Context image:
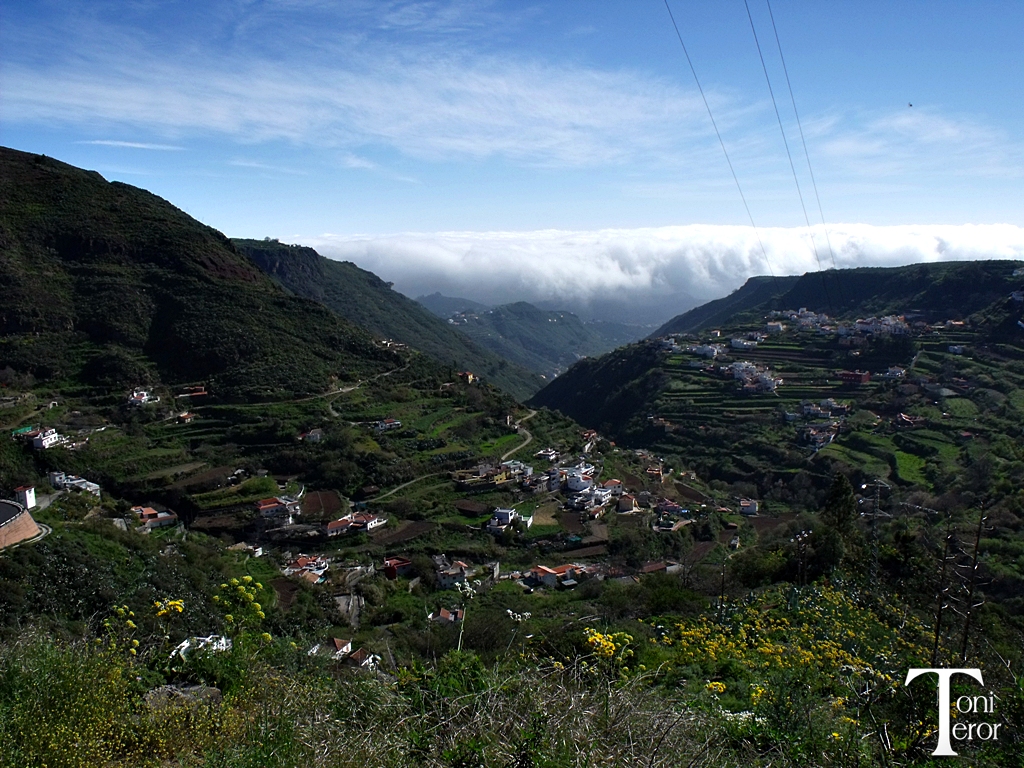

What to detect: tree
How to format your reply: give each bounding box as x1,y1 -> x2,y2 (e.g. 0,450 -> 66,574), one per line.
821,473 -> 857,539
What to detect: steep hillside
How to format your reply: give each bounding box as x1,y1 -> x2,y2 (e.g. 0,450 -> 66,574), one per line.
415,292 -> 491,318
534,260 -> 1024,490
448,302 -> 647,379
0,148 -> 396,399
653,276 -> 799,336
235,240 -> 543,400
655,261 -> 1022,336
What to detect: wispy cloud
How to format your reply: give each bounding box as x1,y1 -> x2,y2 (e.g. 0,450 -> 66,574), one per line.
0,1 -> 728,170
340,153 -> 378,170
305,223 -> 1024,318
229,159 -> 307,175
817,108 -> 1023,179
4,51 -> 715,168
78,139 -> 185,150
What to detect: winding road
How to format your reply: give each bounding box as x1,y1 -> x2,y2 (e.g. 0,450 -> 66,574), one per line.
367,410 -> 539,502
502,409 -> 537,461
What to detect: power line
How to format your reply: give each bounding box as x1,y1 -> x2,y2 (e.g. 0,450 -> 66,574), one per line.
765,0 -> 845,309
661,0 -> 781,291
742,0 -> 833,314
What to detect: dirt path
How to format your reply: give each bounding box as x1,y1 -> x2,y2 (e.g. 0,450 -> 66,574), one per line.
501,409 -> 538,461
367,472 -> 443,502
369,409 -> 536,502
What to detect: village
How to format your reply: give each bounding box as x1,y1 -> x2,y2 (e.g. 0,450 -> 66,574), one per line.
3,291 -> 1020,682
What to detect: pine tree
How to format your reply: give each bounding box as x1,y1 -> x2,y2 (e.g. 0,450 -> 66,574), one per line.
821,473 -> 857,538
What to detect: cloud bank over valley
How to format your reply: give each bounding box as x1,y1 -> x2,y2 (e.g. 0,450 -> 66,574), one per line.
307,223 -> 1024,325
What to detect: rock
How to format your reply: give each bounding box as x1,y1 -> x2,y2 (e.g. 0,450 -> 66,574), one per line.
144,684 -> 222,710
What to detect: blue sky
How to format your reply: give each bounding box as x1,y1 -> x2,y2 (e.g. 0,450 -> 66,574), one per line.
2,1 -> 1022,318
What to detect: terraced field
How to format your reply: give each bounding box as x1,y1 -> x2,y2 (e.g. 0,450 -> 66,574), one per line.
637,319 -> 1024,505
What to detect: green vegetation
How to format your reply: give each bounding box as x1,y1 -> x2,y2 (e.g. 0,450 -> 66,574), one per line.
656,260 -> 1022,336
2,150 -> 1024,765
0,149 -> 397,400
234,239 -> 544,400
444,301 -> 645,380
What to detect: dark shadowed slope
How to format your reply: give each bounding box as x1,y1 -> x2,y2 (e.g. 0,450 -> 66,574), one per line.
447,301 -> 647,379
416,292 -> 491,318
655,262 -> 1021,337
0,148 -> 398,399
234,239 -> 544,400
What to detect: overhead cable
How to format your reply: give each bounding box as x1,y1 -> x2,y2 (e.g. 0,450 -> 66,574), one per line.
765,0 -> 845,308
743,0 -> 833,313
662,0 -> 781,292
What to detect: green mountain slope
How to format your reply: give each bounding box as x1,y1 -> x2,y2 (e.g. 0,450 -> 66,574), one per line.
233,239 -> 544,400
655,261 -> 1021,336
415,292 -> 491,318
0,148 -> 396,399
653,276 -> 799,336
534,260 -> 1024,464
447,301 -> 647,379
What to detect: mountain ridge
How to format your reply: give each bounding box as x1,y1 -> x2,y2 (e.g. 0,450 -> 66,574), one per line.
233,239 -> 544,400
655,261 -> 1022,336
0,147 -> 396,399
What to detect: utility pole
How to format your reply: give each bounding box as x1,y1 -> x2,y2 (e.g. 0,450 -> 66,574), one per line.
955,509 -> 988,663
718,558 -> 727,619
931,526 -> 956,667
861,479 -> 891,583
791,529 -> 812,587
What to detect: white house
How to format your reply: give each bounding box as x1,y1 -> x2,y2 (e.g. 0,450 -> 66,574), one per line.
601,479 -> 624,496
48,471 -> 101,497
566,471 -> 592,492
33,429 -> 62,450
128,389 -> 159,407
131,506 -> 178,529
352,512 -> 386,531
437,560 -> 474,589
731,338 -> 758,350
487,507 -> 532,534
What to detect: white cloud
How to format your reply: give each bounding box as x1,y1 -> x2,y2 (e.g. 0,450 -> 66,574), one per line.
818,108 -> 1022,179
304,223 -> 1024,314
229,159 -> 308,175
77,139 -> 184,150
2,43 -> 716,168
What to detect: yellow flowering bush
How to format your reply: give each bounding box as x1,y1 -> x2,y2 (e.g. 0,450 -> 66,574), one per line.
213,576 -> 269,638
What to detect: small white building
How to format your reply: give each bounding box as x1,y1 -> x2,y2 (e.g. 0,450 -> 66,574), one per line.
33,429 -> 62,450
566,471 -> 593,492
128,389 -> 159,407
14,486 -> 36,509
48,471 -> 101,497
487,507 -> 533,534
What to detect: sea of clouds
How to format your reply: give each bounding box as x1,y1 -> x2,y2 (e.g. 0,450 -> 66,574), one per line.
305,222 -> 1024,324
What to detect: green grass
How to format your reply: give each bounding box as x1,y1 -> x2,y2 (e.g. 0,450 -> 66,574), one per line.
190,476 -> 280,510
894,450 -> 929,486
944,398 -> 979,417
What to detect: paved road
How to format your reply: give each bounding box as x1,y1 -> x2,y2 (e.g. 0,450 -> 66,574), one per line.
502,409 -> 538,461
